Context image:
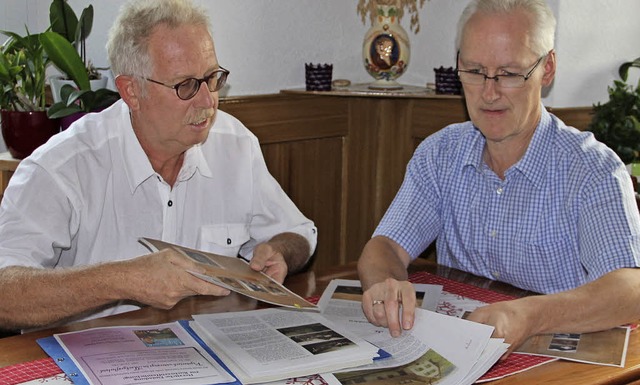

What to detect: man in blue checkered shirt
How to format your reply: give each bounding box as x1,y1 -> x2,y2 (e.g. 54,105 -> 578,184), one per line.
358,0 -> 640,357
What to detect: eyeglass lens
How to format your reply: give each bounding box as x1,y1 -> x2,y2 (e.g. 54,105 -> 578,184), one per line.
176,70 -> 228,100
457,72 -> 525,88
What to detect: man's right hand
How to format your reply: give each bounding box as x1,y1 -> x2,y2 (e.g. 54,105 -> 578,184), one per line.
361,277 -> 417,337
119,248 -> 231,309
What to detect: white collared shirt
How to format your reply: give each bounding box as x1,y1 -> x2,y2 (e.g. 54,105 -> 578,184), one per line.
0,100 -> 317,320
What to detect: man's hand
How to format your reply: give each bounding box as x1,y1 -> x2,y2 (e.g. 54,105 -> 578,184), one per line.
120,248 -> 231,309
466,298 -> 537,358
361,278 -> 417,337
250,242 -> 288,283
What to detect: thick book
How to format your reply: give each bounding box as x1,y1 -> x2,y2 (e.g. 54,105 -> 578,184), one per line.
139,238 -> 318,310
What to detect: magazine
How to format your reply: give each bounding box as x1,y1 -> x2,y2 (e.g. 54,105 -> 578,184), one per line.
516,327 -> 630,367
139,238 -> 318,310
38,321 -> 239,385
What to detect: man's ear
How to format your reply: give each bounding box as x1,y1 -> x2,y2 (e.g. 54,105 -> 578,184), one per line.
114,75 -> 141,111
541,50 -> 556,87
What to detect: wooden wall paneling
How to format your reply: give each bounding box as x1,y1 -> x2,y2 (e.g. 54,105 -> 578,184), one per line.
343,97 -> 383,265
220,94 -> 349,273
411,98 -> 469,141
342,97 -> 419,265
288,138 -> 345,271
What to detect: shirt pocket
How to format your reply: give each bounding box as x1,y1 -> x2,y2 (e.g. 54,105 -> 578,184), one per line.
198,224 -> 250,257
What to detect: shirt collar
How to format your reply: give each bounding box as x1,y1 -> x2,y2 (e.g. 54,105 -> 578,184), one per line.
119,103 -> 214,193
462,106 -> 554,189
511,107 -> 554,189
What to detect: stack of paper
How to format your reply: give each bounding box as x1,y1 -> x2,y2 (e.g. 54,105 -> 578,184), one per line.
315,279 -> 507,385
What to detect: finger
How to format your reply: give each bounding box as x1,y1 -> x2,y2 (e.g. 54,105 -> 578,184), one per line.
362,290 -> 382,325
382,280 -> 403,336
262,263 -> 287,283
399,286 -> 416,331
187,273 -> 231,296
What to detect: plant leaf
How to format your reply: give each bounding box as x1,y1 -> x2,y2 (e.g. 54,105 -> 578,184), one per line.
40,31 -> 90,90
49,0 -> 78,44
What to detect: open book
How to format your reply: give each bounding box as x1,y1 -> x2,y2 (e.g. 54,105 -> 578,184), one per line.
139,238 -> 318,310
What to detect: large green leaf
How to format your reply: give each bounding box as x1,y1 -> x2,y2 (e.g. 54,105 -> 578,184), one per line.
49,0 -> 78,44
77,5 -> 93,44
40,31 -> 90,90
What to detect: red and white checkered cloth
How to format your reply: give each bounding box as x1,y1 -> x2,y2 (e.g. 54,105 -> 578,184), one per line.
0,357 -> 65,384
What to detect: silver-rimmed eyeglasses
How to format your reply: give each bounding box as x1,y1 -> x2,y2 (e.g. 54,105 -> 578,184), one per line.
144,66 -> 230,100
456,52 -> 546,88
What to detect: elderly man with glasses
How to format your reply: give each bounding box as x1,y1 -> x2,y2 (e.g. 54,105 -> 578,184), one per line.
0,0 -> 316,330
358,0 -> 640,357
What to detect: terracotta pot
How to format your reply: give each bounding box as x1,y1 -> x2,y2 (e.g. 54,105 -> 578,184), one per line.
0,110 -> 60,159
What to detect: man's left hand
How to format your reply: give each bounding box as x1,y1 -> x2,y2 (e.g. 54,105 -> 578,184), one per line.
249,243 -> 288,283
466,298 -> 536,358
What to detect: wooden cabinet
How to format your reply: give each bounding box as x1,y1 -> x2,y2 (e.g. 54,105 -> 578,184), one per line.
0,92 -> 592,273
220,90 -> 469,272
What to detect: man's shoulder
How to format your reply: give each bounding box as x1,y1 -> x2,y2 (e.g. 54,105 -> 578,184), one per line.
414,121 -> 479,158
549,114 -> 621,170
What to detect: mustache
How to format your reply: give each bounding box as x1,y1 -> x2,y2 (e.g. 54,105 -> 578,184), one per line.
187,109 -> 215,124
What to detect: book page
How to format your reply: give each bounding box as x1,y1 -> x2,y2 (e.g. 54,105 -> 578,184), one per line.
191,308 -> 380,384
139,238 -> 318,310
54,321 -> 236,385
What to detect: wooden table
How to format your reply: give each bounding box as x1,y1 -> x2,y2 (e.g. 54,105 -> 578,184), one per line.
1,260 -> 639,385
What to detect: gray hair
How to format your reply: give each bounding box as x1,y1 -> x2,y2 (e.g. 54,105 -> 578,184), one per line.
455,0 -> 556,57
106,0 -> 212,80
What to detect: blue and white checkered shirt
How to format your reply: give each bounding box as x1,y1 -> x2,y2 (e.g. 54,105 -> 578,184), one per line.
374,108 -> 640,294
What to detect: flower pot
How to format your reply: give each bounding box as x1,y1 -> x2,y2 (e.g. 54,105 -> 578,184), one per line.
49,75 -> 109,103
0,110 -> 60,159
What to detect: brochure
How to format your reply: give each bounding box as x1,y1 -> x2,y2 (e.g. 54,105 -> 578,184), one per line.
139,238 -> 318,310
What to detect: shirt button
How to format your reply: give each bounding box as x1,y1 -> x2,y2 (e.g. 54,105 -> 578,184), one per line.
489,230 -> 497,237
167,200 -> 173,207
496,187 -> 503,195
227,238 -> 232,245
492,271 -> 501,279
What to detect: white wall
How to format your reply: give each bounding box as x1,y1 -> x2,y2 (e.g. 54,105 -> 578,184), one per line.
1,0 -> 638,108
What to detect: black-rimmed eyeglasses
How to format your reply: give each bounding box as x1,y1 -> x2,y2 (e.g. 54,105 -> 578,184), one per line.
456,52 -> 546,88
144,67 -> 230,100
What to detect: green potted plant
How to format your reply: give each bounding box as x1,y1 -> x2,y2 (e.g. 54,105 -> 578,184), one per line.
47,0 -> 106,98
588,57 -> 640,166
0,29 -> 60,159
41,31 -> 120,127
42,0 -> 120,127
